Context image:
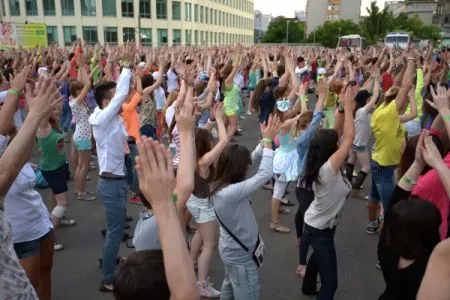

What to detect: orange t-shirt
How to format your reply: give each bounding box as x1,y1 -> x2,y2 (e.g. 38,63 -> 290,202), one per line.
121,92 -> 142,142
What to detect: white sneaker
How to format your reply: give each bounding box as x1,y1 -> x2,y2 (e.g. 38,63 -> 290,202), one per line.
198,278 -> 221,298
54,242 -> 64,251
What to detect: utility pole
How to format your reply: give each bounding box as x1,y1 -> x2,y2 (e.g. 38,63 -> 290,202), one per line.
286,20 -> 290,44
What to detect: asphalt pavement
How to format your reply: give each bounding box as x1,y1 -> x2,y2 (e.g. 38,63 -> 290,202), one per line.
35,98 -> 385,300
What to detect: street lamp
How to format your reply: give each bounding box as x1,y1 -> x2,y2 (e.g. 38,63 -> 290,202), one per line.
286,20 -> 290,44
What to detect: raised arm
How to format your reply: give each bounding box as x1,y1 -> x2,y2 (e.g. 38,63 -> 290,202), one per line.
364,77 -> 380,111
75,54 -> 91,104
427,85 -> 450,139
422,134 -> 450,199
395,54 -> 416,113
399,87 -> 417,123
329,87 -> 356,173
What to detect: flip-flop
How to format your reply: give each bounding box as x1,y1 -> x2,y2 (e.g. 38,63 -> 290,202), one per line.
278,207 -> 291,214
99,283 -> 113,292
270,222 -> 290,233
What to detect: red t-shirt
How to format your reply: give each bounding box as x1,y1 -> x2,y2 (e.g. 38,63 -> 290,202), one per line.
381,72 -> 394,93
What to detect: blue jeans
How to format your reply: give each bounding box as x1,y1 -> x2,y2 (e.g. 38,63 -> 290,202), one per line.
220,260 -> 260,300
97,178 -> 127,284
302,224 -> 337,299
369,160 -> 396,213
60,102 -> 72,132
125,143 -> 138,194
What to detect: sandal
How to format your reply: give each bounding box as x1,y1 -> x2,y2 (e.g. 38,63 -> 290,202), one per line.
270,222 -> 290,233
278,207 -> 291,214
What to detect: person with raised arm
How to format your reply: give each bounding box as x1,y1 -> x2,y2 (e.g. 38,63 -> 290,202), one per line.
88,42 -> 135,293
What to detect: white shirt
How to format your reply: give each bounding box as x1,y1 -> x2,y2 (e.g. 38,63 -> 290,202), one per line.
233,72 -> 244,90
304,160 -> 351,230
69,99 -> 92,141
0,135 -> 53,243
89,68 -> 132,176
166,69 -> 179,93
152,72 -> 167,110
165,104 -> 180,167
353,107 -> 372,147
0,91 -> 23,129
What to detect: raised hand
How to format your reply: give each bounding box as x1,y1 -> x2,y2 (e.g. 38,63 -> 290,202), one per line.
260,114 -> 281,140
427,84 -> 449,112
175,92 -> 196,132
136,137 -> 176,208
421,133 -> 444,169
9,66 -> 31,92
27,78 -> 62,119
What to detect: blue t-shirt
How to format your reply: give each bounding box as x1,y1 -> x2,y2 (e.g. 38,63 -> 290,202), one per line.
258,77 -> 279,124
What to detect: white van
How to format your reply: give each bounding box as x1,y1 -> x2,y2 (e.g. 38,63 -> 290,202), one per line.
337,35 -> 367,51
385,32 -> 411,50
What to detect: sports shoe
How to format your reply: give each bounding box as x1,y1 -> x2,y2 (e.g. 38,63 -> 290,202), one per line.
54,242 -> 64,251
76,192 -> 96,201
129,195 -> 143,205
366,221 -> 379,235
198,278 -> 221,298
376,260 -> 382,270
60,217 -> 77,227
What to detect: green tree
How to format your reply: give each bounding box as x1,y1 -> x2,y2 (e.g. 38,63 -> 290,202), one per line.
261,17 -> 305,43
360,1 -> 395,44
307,19 -> 361,48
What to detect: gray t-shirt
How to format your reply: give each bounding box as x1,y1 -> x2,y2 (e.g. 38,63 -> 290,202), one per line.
353,107 -> 372,147
132,209 -> 161,251
213,145 -> 273,265
304,160 -> 351,230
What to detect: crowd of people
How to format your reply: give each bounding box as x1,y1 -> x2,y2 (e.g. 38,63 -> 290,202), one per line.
0,39 -> 450,300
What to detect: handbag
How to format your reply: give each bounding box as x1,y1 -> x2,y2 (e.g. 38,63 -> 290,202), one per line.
214,210 -> 265,267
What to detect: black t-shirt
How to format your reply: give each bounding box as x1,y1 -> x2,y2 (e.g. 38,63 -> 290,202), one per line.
258,77 -> 279,124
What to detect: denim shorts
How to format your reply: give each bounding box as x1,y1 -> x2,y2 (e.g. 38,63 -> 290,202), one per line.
352,144 -> 368,152
41,163 -> 70,195
14,230 -> 53,259
74,139 -> 92,151
186,194 -> 216,224
369,160 -> 396,212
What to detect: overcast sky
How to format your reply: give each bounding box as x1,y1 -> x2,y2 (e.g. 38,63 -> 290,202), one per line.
254,0 -> 400,17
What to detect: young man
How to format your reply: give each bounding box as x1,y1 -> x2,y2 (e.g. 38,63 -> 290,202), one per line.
88,43 -> 134,293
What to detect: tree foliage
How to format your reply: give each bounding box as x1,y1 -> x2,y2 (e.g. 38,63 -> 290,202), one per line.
307,20 -> 361,47
261,16 -> 305,43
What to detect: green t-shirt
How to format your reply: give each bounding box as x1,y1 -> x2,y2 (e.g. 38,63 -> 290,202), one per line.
37,128 -> 67,171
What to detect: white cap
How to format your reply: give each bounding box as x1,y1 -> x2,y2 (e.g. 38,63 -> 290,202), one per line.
138,62 -> 146,68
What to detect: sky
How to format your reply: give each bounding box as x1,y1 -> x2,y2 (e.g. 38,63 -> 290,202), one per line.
254,0 -> 400,17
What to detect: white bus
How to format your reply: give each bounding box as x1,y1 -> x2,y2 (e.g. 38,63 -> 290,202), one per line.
337,35 -> 367,51
385,32 -> 412,50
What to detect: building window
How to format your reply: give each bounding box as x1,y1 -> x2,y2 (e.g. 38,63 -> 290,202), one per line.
194,4 -> 198,22
139,0 -> 150,18
172,1 -> 180,20
200,6 -> 203,22
9,0 -> 20,15
47,26 -> 58,44
102,0 -> 116,16
63,26 -> 76,46
156,0 -> 166,19
185,29 -> 191,45
140,28 -> 152,46
61,0 -> 74,15
157,28 -> 167,46
81,0 -> 96,16
43,0 -> 56,15
0,0 -> 5,17
26,0 -> 38,15
173,29 -> 181,44
123,27 -> 135,42
82,26 -> 97,44
104,27 -> 118,44
121,0 -> 133,17
194,30 -> 198,45
185,3 -> 191,21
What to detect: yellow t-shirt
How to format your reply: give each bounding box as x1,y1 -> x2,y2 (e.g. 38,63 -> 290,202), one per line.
371,101 -> 405,166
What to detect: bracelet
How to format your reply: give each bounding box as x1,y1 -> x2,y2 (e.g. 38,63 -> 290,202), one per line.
7,89 -> 19,96
262,138 -> 273,144
402,176 -> 417,185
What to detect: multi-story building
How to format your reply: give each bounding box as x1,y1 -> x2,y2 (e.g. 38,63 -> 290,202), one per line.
253,9 -> 270,43
385,1 -> 406,17
295,10 -> 306,22
306,0 -> 362,34
0,0 -> 255,47
433,0 -> 450,41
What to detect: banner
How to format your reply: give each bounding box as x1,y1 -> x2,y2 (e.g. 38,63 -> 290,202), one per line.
0,22 -> 48,49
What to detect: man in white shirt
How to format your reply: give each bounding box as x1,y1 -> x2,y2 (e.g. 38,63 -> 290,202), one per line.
295,56 -> 309,83
152,71 -> 167,138
88,45 -> 133,292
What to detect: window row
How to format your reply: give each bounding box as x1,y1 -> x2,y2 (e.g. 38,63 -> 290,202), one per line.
7,0 -> 253,25
46,25 -> 252,47
213,0 -> 253,14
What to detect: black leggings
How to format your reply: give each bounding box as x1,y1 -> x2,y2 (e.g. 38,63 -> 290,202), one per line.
295,186 -> 315,265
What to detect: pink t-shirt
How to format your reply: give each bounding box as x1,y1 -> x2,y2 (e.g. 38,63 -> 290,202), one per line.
412,153 -> 450,239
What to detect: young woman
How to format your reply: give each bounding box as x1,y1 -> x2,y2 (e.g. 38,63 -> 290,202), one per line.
69,51 -> 96,201
187,104 -> 229,298
211,114 -> 281,300
366,56 -> 416,234
301,87 -> 355,298
37,82 -> 76,251
345,71 -> 380,198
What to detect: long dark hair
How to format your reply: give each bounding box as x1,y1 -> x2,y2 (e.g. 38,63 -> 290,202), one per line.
209,144 -> 251,197
383,198 -> 441,260
195,127 -> 214,175
301,129 -> 339,188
